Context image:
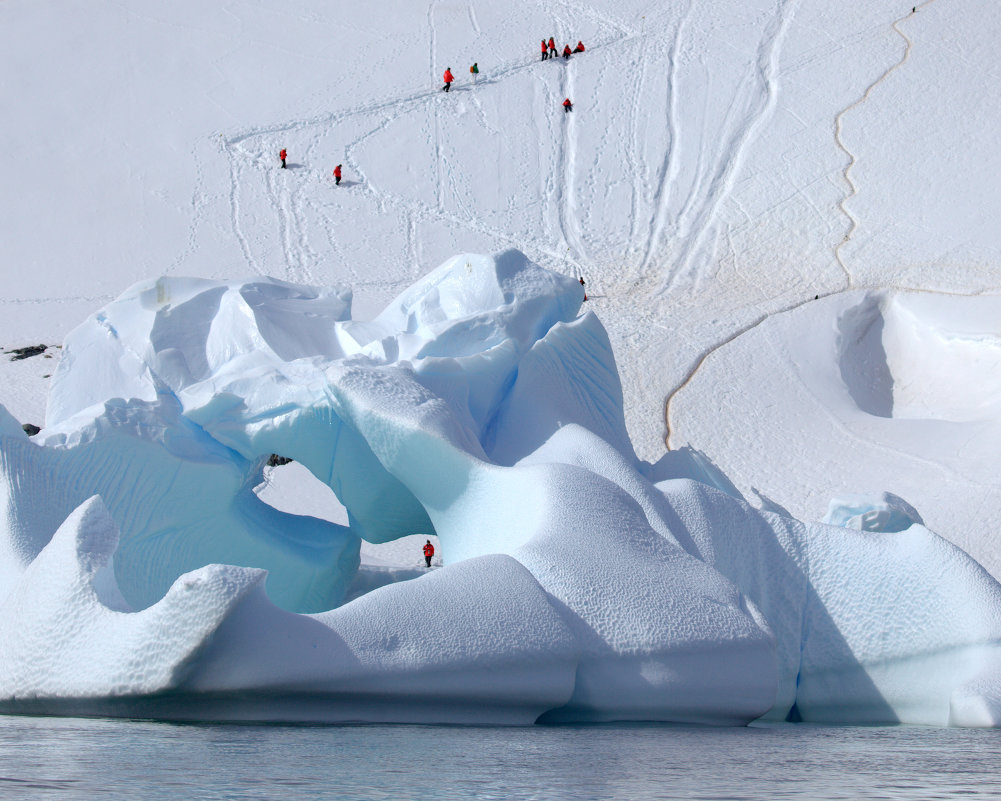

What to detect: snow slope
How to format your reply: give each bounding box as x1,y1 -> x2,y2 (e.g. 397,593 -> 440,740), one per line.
5,1 -> 1000,462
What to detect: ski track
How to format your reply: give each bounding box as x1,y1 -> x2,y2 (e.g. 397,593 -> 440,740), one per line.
639,0 -> 692,277
657,0 -> 801,296
833,1 -> 937,290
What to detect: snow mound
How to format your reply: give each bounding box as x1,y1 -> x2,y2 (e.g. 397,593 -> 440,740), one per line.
670,289 -> 1001,579
3,258 -> 1001,726
838,293 -> 1001,422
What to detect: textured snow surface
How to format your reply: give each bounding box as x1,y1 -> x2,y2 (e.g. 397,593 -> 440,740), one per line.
3,255 -> 1001,726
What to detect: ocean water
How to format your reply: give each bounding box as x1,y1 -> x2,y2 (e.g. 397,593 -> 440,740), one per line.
1,715 -> 999,800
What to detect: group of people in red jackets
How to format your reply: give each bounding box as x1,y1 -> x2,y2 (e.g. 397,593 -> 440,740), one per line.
276,148 -> 343,185
279,38 -> 588,178
441,37 -> 587,111
544,38 -> 584,112
541,37 -> 585,61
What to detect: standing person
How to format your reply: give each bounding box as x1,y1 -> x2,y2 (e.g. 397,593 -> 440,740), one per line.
279,148 -> 287,169
541,39 -> 549,60
442,67 -> 454,92
423,539 -> 435,568
563,97 -> 573,113
562,44 -> 572,59
333,164 -> 342,185
470,62 -> 479,83
579,276 -> 587,301
548,37 -> 557,58
574,40 -> 585,53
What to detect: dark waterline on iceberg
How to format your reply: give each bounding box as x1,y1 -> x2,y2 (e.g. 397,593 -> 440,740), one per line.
1,715 -> 1000,800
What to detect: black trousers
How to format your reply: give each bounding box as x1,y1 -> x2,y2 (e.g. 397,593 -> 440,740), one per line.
425,555 -> 432,567
443,82 -> 451,92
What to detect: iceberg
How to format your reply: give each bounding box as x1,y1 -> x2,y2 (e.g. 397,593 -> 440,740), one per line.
2,252 -> 1001,726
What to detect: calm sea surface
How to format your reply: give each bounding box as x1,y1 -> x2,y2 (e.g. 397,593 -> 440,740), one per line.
0,715 -> 999,800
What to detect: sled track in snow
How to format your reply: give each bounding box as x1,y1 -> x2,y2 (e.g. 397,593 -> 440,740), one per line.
639,0 -> 692,278
833,1 -> 938,289
655,0 -> 800,296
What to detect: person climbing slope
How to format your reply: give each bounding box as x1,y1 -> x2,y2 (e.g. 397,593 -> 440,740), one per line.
563,97 -> 573,113
442,67 -> 454,92
333,164 -> 342,185
541,39 -> 549,60
279,148 -> 287,169
423,539 -> 435,568
548,37 -> 557,58
563,44 -> 572,59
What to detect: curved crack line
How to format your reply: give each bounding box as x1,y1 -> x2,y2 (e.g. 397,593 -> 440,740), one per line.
833,2 -> 937,289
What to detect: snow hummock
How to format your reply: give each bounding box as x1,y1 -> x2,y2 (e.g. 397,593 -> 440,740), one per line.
669,290 -> 1001,579
3,253 -> 1001,727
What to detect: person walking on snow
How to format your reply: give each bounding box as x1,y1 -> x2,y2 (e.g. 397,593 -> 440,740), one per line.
574,40 -> 585,53
563,97 -> 573,113
470,62 -> 479,84
442,67 -> 454,92
541,39 -> 549,60
279,148 -> 287,168
579,276 -> 587,301
548,37 -> 557,58
562,44 -> 572,59
333,164 -> 342,185
423,539 -> 435,568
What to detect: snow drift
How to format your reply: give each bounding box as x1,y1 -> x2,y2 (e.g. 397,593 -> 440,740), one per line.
2,254 -> 1001,727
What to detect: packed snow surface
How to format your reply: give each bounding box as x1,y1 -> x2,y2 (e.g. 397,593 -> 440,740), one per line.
2,254 -> 1001,727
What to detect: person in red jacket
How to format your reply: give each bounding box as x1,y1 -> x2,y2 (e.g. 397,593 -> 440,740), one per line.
423,539 -> 435,568
541,39 -> 549,61
279,148 -> 287,169
574,40 -> 585,53
563,97 -> 573,113
442,67 -> 454,92
579,275 -> 587,301
562,44 -> 572,59
333,164 -> 342,185
548,37 -> 557,58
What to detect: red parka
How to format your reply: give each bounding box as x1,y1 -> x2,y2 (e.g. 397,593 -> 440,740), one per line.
279,149 -> 287,160
443,68 -> 454,83
548,37 -> 556,50
423,542 -> 435,558
563,44 -> 572,57
541,39 -> 548,54
574,41 -> 585,52
333,165 -> 342,179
